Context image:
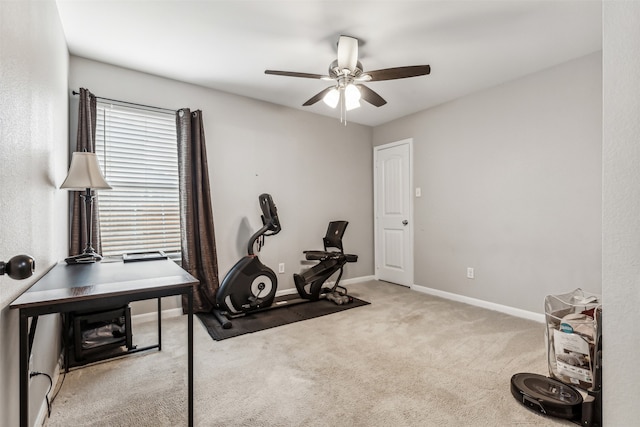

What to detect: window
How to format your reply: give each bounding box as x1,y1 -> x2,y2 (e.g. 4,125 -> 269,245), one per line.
95,101 -> 181,258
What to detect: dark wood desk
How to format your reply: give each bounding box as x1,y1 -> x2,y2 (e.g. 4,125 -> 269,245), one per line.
10,259 -> 198,427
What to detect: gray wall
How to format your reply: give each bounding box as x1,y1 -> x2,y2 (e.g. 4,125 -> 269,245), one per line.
0,1 -> 69,425
602,2 -> 640,424
6,3 -> 640,425
68,57 -> 375,314
373,52 -> 602,314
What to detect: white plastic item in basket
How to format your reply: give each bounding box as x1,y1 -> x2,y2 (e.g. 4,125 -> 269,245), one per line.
544,288 -> 601,392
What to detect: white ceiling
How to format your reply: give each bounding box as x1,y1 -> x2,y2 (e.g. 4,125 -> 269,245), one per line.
55,0 -> 602,127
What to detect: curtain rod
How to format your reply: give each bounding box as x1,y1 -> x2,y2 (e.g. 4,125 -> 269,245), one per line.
72,90 -> 176,114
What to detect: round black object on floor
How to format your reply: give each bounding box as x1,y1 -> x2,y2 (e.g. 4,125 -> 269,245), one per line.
511,372 -> 582,420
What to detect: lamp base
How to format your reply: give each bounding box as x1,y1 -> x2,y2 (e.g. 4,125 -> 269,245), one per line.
65,252 -> 103,265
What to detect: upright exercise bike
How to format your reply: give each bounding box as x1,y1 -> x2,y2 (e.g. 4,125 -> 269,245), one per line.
215,193 -> 281,318
213,193 -> 358,329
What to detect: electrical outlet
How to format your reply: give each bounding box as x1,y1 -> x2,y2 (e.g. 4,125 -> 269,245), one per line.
278,263 -> 285,274
466,267 -> 474,279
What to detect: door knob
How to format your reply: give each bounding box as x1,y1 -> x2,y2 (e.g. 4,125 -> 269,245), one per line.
0,254 -> 35,280
402,220 -> 408,226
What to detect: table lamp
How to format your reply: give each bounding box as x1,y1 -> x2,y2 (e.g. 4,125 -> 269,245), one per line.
60,152 -> 112,264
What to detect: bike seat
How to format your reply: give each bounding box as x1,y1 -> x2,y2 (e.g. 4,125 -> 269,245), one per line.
303,251 -> 358,263
303,250 -> 344,261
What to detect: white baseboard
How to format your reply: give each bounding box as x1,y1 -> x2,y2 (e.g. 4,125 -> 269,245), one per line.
342,275 -> 376,285
132,307 -> 183,324
34,354 -> 64,427
130,280 -> 541,324
130,275 -> 377,316
411,284 -> 545,323
275,275 -> 375,297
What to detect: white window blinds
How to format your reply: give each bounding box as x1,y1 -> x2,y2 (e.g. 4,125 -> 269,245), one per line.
95,102 -> 181,258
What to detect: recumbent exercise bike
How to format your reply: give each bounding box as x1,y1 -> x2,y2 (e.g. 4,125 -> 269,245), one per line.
213,194 -> 358,328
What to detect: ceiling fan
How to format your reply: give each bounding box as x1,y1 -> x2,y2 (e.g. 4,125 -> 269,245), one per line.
265,35 -> 431,123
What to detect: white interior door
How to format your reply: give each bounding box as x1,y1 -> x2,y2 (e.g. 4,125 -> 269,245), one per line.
374,139 -> 413,286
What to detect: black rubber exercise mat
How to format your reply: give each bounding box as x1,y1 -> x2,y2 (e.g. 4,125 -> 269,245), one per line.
197,297 -> 370,341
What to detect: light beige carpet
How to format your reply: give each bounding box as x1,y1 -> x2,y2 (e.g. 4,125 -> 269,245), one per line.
45,280 -> 574,426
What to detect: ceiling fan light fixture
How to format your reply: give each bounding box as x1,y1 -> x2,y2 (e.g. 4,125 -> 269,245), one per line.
346,98 -> 360,111
345,83 -> 360,100
264,35 -> 430,125
323,87 -> 340,108
345,84 -> 361,111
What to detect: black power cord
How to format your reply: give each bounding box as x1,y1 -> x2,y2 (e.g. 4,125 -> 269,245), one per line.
49,367 -> 67,408
29,372 -> 53,418
29,312 -> 66,424
47,312 -> 69,422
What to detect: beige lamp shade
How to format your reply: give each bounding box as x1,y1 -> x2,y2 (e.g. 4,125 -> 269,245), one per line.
60,152 -> 112,190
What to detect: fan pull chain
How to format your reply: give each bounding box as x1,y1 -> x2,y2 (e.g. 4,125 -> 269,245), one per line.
340,87 -> 347,125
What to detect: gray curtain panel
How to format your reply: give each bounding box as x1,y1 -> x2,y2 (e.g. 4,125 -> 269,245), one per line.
176,108 -> 219,313
69,87 -> 103,256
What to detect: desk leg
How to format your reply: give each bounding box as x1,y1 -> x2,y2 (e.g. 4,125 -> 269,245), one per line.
19,311 -> 29,427
157,297 -> 162,351
187,289 -> 193,427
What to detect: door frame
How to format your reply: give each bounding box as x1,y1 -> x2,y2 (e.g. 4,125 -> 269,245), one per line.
373,138 -> 414,286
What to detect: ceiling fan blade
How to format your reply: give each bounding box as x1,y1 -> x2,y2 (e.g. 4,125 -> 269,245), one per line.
265,70 -> 327,79
365,65 -> 431,81
358,85 -> 387,107
337,36 -> 358,72
302,87 -> 334,106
